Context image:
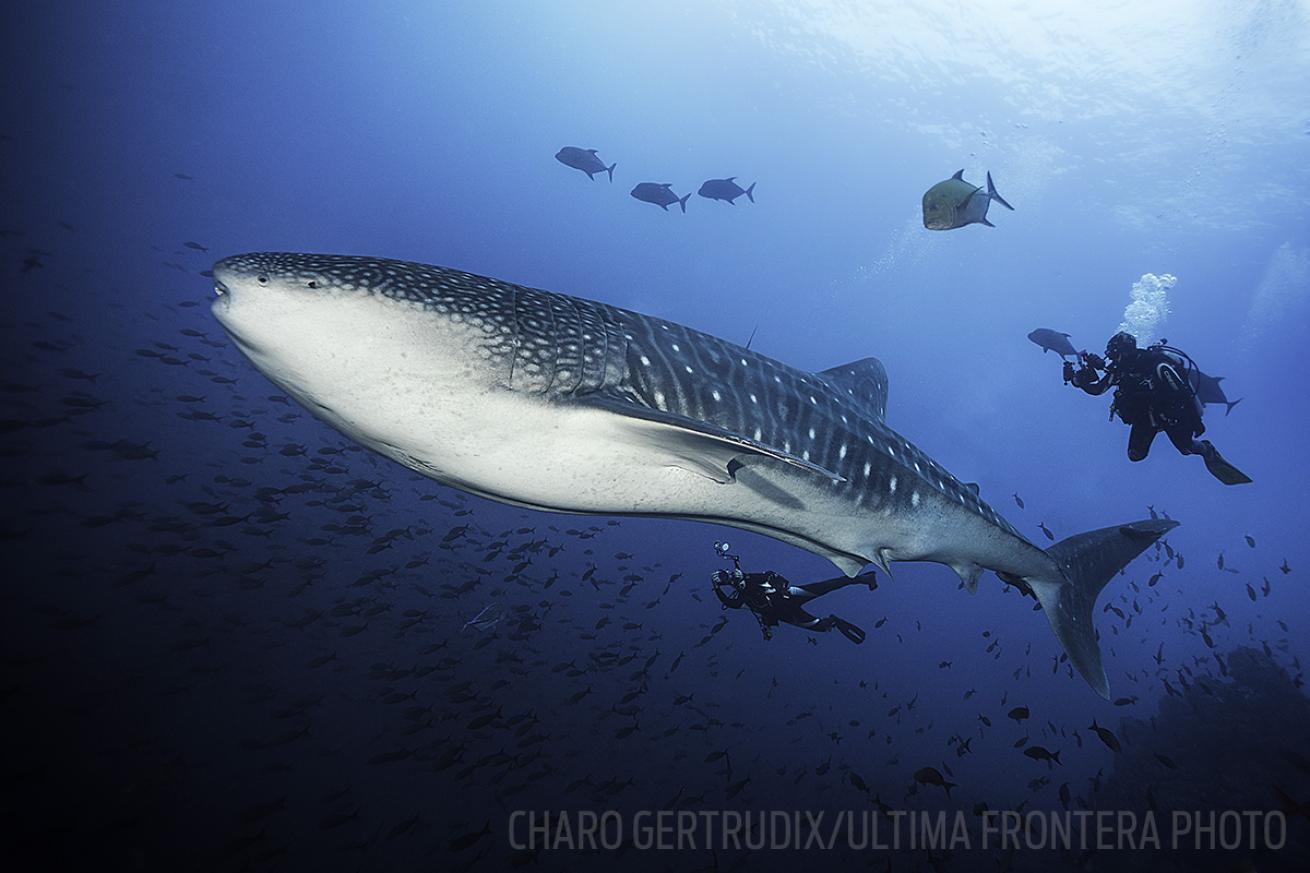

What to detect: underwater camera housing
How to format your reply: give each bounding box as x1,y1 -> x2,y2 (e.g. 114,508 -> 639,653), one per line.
713,541 -> 742,571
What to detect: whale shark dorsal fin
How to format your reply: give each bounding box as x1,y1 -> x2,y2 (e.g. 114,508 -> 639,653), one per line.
817,357 -> 889,421
965,482 -> 980,495
577,392 -> 846,484
951,169 -> 965,180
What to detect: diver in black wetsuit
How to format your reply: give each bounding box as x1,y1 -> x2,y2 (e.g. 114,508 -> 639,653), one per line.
1064,332 -> 1250,485
709,542 -> 875,644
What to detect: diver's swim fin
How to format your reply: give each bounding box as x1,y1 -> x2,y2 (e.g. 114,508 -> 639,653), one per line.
1203,449 -> 1252,485
831,617 -> 866,645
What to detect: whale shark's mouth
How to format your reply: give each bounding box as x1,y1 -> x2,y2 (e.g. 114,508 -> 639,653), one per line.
211,283 -> 233,322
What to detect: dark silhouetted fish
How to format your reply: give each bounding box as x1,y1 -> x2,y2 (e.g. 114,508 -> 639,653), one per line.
1194,370 -> 1241,415
1027,328 -> 1077,359
1088,718 -> 1121,752
725,776 -> 751,799
923,169 -> 1013,229
448,821 -> 491,852
1023,745 -> 1061,767
1274,787 -> 1310,824
555,146 -> 616,181
913,766 -> 956,796
698,177 -> 755,204
630,182 -> 690,213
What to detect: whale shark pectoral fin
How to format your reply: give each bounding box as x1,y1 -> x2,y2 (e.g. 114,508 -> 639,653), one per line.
728,461 -> 806,509
577,393 -> 846,484
716,517 -> 868,576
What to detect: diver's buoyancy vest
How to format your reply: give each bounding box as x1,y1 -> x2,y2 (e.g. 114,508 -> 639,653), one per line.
1111,347 -> 1202,428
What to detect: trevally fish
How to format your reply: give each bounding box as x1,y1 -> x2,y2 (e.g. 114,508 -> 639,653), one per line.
555,146 -> 616,182
923,169 -> 1013,229
698,177 -> 756,204
1027,328 -> 1077,359
630,182 -> 690,213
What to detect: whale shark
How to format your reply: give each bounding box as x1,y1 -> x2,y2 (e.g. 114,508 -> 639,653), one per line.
211,252 -> 1177,697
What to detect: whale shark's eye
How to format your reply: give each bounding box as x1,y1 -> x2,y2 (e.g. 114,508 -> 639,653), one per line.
307,280 -> 318,289
257,274 -> 268,285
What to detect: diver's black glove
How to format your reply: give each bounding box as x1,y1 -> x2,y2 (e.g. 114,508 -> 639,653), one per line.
712,569 -> 743,589
1062,361 -> 1076,384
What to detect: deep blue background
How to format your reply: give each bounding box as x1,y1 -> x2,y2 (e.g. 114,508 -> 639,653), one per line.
2,3 -> 1308,871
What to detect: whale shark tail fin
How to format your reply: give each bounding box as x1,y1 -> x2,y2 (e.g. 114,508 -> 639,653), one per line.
1022,519 -> 1178,698
1224,397 -> 1242,416
606,162 -> 616,182
678,192 -> 691,213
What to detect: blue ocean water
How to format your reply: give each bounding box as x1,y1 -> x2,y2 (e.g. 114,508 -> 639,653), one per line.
3,3 -> 1309,871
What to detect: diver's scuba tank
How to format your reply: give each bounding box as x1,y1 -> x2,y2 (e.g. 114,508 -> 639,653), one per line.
1150,339 -> 1205,427
1152,339 -> 1204,395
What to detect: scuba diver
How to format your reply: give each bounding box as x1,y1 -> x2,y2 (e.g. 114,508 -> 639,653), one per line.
1063,331 -> 1251,485
709,542 -> 875,644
